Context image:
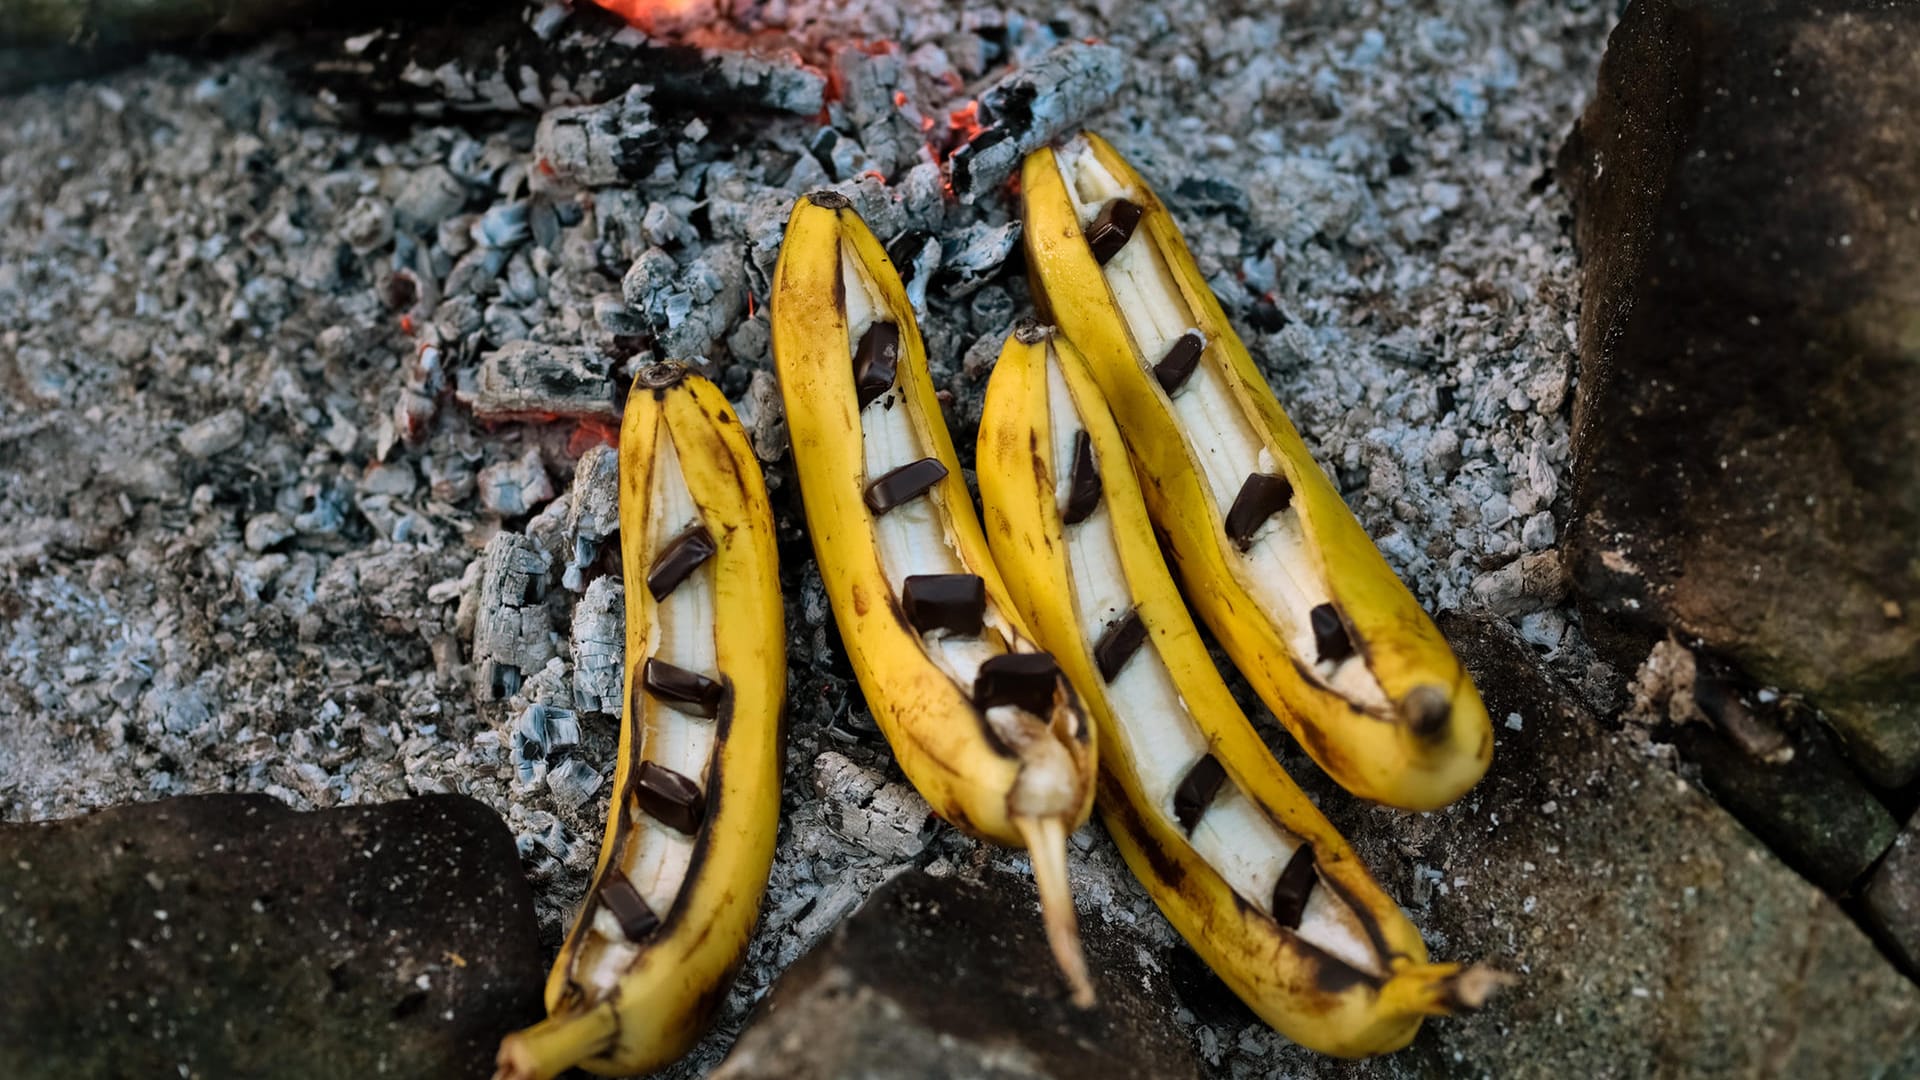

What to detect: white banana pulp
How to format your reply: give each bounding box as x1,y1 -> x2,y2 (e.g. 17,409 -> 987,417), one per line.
1044,342 -> 1379,977
583,424 -> 719,990
1052,140 -> 1387,712
843,244 -> 1080,821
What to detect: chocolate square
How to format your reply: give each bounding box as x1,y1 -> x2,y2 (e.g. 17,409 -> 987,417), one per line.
597,871 -> 660,940
1223,473 -> 1293,550
1153,330 -> 1205,394
1061,430 -> 1102,525
1093,608 -> 1147,683
864,457 -> 948,515
854,322 -> 901,409
633,760 -> 707,835
1309,603 -> 1353,664
1173,753 -> 1227,833
973,652 -> 1061,715
647,524 -> 716,601
1087,198 -> 1145,265
643,658 -> 724,719
1270,844 -> 1318,930
901,574 -> 987,637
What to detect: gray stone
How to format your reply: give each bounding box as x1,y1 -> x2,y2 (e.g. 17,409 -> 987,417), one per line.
1559,0 -> 1920,785
1865,817 -> 1920,974
0,794 -> 542,1079
1253,611 -> 1920,1077
711,868 -> 1202,1080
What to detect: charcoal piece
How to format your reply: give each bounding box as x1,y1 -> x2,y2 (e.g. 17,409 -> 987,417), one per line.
598,872 -> 661,940
643,659 -> 724,719
1086,199 -> 1144,265
633,761 -> 707,835
462,341 -> 619,424
974,653 -> 1060,716
1310,604 -> 1354,664
1154,331 -> 1205,394
647,525 -> 716,601
855,323 -> 902,409
1094,609 -> 1148,683
946,42 -> 1127,204
865,458 -> 948,515
901,575 -> 986,637
1173,754 -> 1227,833
1269,844 -> 1318,930
1223,473 -> 1294,549
1062,430 -> 1102,525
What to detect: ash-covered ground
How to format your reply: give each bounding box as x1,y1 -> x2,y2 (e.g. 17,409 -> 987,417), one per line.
0,1 -> 1613,1074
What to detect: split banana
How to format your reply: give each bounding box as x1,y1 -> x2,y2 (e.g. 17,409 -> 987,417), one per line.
1022,133 -> 1492,811
978,324 -> 1505,1056
496,363 -> 785,1079
770,191 -> 1099,1004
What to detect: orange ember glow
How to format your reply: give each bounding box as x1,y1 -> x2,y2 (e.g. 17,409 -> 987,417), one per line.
948,100 -> 986,142
570,419 -> 620,457
588,0 -> 712,34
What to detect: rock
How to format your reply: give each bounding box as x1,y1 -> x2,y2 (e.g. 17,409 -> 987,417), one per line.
1865,818 -> 1920,974
712,868 -> 1202,1080
1623,641 -> 1897,892
177,408 -> 246,458
1559,0 -> 1920,785
1252,611 -> 1920,1076
0,794 -> 542,1079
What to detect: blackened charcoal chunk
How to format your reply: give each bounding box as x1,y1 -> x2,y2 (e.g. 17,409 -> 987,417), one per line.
1173,754 -> 1227,833
1269,844 -> 1318,930
1154,331 -> 1205,395
1094,608 -> 1147,682
865,457 -> 948,515
1223,473 -> 1293,550
1087,199 -> 1144,265
902,574 -> 986,637
647,525 -> 716,600
1062,430 -> 1102,525
643,658 -> 724,718
855,323 -> 902,409
633,761 -> 707,834
1310,603 -> 1354,664
598,871 -> 661,940
974,652 -> 1060,715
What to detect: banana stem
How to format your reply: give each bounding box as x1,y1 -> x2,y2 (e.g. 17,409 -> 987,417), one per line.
1016,813 -> 1096,1008
493,1001 -> 620,1080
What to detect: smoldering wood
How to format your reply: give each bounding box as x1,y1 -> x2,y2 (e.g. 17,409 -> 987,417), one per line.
293,3 -> 825,120
461,340 -> 621,425
948,41 -> 1126,204
473,532 -> 558,701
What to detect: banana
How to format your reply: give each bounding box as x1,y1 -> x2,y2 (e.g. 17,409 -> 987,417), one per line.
496,363 -> 785,1080
1021,133 -> 1492,812
770,191 -> 1099,1005
978,323 -> 1505,1056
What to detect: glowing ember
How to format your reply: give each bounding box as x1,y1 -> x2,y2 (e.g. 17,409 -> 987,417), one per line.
588,0 -> 714,34
948,100 -> 986,142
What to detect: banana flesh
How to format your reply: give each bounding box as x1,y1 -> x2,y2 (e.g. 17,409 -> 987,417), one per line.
771,192 -> 1098,1005
978,325 -> 1506,1056
1021,133 -> 1492,812
496,364 -> 785,1080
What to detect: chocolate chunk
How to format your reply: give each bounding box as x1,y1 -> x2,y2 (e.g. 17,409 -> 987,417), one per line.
1093,608 -> 1147,683
1173,754 -> 1227,833
633,761 -> 707,835
1087,198 -> 1145,265
643,658 -> 724,719
901,574 -> 986,637
1310,603 -> 1353,664
854,322 -> 902,409
598,872 -> 660,940
973,652 -> 1060,715
864,457 -> 948,515
1153,331 -> 1205,394
1269,844 -> 1318,930
1223,473 -> 1293,549
647,524 -> 716,601
1061,430 -> 1102,525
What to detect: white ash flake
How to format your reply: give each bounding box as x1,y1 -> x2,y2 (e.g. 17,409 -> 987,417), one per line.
0,1 -> 1612,1074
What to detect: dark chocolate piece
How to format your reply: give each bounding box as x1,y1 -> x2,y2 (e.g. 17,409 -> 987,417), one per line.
854,322 -> 902,409
1270,844 -> 1318,930
864,457 -> 948,515
647,524 -> 716,601
1173,754 -> 1227,833
1093,608 -> 1148,682
633,760 -> 707,834
1087,198 -> 1145,265
901,574 -> 986,637
1061,430 -> 1102,525
973,652 -> 1060,715
598,872 -> 660,940
1153,330 -> 1205,394
643,658 -> 724,718
1223,473 -> 1293,549
1310,603 -> 1353,664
